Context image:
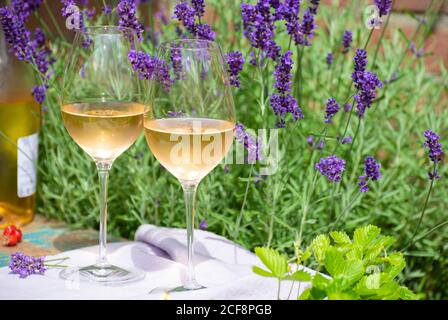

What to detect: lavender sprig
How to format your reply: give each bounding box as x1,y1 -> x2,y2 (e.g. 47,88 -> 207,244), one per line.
358,156 -> 381,192
324,98 -> 339,123
235,123 -> 263,163
117,0 -> 144,41
342,29 -> 353,53
173,0 -> 215,41
423,130 -> 443,180
1,3 -> 53,104
225,51 -> 245,88
326,52 -> 333,66
374,0 -> 392,17
9,252 -> 69,278
270,51 -> 303,127
406,130 -> 444,249
352,49 -> 382,118
315,155 -> 346,183
241,1 -> 280,61
128,49 -> 172,92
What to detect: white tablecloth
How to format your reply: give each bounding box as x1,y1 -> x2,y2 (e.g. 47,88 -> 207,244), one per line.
0,225 -> 313,300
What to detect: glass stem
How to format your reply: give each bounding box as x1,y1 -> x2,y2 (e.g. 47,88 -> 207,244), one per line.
97,162 -> 112,267
182,182 -> 200,289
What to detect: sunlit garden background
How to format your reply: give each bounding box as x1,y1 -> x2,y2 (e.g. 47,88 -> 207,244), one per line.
1,0 -> 446,299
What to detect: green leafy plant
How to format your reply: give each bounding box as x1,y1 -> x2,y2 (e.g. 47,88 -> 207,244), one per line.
254,225 -> 418,300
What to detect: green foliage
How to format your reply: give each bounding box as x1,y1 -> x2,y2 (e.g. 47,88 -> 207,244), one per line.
252,247 -> 311,282
255,225 -> 418,300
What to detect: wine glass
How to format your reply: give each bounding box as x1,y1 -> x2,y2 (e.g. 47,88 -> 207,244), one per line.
144,39 -> 236,290
59,26 -> 146,284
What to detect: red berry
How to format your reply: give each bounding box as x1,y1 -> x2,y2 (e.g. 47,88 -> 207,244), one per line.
10,229 -> 22,242
3,234 -> 18,247
3,225 -> 17,237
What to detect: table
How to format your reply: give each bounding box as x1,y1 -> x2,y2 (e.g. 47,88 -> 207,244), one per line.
0,215 -> 122,267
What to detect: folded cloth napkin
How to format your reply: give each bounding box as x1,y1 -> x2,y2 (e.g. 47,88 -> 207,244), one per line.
0,225 -> 314,300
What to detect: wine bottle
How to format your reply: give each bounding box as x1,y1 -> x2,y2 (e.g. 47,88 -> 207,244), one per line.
0,28 -> 40,228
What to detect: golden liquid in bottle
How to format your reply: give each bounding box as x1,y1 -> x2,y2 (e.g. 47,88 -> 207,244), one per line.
0,97 -> 40,228
144,118 -> 234,182
61,102 -> 145,162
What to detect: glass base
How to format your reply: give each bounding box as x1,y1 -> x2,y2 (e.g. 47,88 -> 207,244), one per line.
59,263 -> 145,285
173,280 -> 206,292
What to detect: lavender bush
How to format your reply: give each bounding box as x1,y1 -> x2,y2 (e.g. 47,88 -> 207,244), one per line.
1,0 -> 446,298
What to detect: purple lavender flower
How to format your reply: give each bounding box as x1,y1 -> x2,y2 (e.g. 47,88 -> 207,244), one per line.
61,0 -> 75,17
128,49 -> 172,91
269,0 -> 281,10
309,0 -> 320,15
324,98 -> 339,123
270,94 -> 303,122
353,49 -> 367,75
423,130 -> 443,173
340,136 -> 352,145
295,9 -> 316,46
344,103 -> 352,112
128,49 -> 155,80
83,7 -> 96,20
191,0 -> 205,18
342,30 -> 353,53
307,135 -> 314,146
9,252 -> 47,278
276,0 -> 300,44
358,176 -> 369,193
273,51 -> 293,94
315,155 -> 346,183
196,23 -> 216,41
174,0 -> 196,31
326,52 -> 333,66
199,219 -> 208,230
274,0 -> 296,20
225,51 -> 245,88
235,123 -> 263,162
410,42 -> 424,58
33,27 -> 46,47
358,156 -> 381,192
173,1 -> 215,41
365,156 -> 381,180
11,0 -> 42,22
170,45 -> 183,81
354,71 -> 382,117
241,1 -> 280,61
316,139 -> 324,150
241,3 -> 258,28
0,6 -> 33,61
117,0 -> 144,41
374,0 -> 392,17
352,49 -> 382,118
32,85 -> 46,104
102,4 -> 112,15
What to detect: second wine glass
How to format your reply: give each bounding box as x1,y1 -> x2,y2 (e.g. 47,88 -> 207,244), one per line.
144,39 -> 236,290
